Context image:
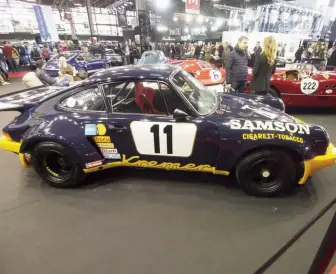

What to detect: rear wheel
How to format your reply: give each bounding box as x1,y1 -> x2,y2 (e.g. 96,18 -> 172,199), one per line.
235,149 -> 297,197
31,142 -> 86,188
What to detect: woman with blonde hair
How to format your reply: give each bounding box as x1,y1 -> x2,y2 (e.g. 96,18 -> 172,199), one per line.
250,36 -> 277,95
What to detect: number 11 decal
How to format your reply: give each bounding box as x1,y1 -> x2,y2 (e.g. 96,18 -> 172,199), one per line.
130,121 -> 197,157
150,124 -> 173,154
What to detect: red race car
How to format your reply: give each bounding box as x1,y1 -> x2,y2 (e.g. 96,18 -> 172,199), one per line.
172,59 -> 226,93
247,64 -> 336,107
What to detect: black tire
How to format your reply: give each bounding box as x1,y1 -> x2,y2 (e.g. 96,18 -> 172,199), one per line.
266,87 -> 280,98
31,142 -> 86,188
78,68 -> 88,79
105,63 -> 110,69
235,149 -> 297,197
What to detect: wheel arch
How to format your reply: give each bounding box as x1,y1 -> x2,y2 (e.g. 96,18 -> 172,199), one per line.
230,144 -> 304,179
270,86 -> 281,97
20,137 -> 86,167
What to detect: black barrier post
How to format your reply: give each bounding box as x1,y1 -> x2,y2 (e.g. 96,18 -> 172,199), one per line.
307,212 -> 336,274
252,198 -> 336,274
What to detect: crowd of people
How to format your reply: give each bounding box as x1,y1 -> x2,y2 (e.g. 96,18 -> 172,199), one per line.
1,36 -> 335,94
294,42 -> 336,67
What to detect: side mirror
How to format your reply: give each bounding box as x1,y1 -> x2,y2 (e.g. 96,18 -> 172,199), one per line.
173,109 -> 188,121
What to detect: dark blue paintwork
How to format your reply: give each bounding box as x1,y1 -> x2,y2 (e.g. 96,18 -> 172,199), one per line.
45,51 -> 108,77
0,65 -> 329,173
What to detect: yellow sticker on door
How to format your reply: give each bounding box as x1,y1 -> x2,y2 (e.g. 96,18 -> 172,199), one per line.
97,143 -> 115,149
93,136 -> 111,143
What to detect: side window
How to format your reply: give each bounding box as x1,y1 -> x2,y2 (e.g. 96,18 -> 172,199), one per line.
76,55 -> 85,62
159,83 -> 191,115
82,53 -> 94,61
59,87 -> 106,112
103,81 -> 168,115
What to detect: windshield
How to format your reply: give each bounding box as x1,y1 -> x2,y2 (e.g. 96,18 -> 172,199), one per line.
50,53 -> 75,61
170,69 -> 218,116
139,52 -> 164,65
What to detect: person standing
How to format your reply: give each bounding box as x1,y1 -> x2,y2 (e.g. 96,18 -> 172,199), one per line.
42,44 -> 51,62
2,41 -> 18,72
254,41 -> 262,57
250,36 -> 277,96
225,36 -> 249,93
124,42 -> 130,65
294,46 -> 304,63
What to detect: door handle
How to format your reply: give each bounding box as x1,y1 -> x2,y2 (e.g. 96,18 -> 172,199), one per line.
109,124 -> 127,130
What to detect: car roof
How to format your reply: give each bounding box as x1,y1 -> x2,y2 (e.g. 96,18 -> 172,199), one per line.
142,50 -> 164,55
87,64 -> 179,83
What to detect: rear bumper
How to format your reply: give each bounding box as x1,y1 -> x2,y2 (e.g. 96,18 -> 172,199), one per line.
299,142 -> 336,184
0,136 -> 30,167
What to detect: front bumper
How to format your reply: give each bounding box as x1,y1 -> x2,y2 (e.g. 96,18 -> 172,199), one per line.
299,142 -> 336,184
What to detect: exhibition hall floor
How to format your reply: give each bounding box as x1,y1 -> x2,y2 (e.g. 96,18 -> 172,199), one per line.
0,80 -> 335,274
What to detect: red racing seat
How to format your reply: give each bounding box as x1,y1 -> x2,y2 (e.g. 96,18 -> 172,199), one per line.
134,82 -> 165,114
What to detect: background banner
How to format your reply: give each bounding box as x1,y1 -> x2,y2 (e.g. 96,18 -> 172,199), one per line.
185,0 -> 200,15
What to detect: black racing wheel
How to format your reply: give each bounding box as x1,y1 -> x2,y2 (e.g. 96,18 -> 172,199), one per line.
235,149 -> 297,197
266,87 -> 280,98
31,142 -> 86,188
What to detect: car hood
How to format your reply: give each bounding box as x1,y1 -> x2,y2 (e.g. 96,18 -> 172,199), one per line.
209,94 -> 295,122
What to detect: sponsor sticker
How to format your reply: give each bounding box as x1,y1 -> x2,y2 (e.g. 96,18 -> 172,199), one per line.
97,143 -> 115,149
326,89 -> 333,94
101,148 -> 118,154
230,119 -> 310,135
104,153 -> 121,159
322,74 -> 329,80
93,136 -> 111,143
216,110 -> 224,114
85,124 -> 97,136
85,124 -> 107,136
242,133 -> 304,144
85,160 -> 103,168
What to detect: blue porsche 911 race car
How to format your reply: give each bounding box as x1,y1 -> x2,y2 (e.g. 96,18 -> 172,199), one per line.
0,65 -> 335,197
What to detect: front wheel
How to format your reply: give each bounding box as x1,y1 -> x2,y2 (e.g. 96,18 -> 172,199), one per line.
78,68 -> 88,79
104,63 -> 111,69
235,149 -> 297,197
31,142 -> 86,188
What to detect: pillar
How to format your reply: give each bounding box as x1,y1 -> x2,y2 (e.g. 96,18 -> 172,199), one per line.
86,0 -> 96,42
64,1 -> 77,41
135,0 -> 151,52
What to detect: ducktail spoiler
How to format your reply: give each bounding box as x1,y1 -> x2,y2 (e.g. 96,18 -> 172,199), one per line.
0,85 -> 65,113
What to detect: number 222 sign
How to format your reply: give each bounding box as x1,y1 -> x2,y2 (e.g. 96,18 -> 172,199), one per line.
300,78 -> 319,95
130,121 -> 197,157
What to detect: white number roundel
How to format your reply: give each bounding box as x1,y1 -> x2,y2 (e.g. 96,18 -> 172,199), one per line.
210,70 -> 222,83
130,121 -> 197,157
300,78 -> 319,95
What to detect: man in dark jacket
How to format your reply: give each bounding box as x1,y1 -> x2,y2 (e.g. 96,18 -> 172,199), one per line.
35,60 -> 56,85
225,36 -> 249,93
